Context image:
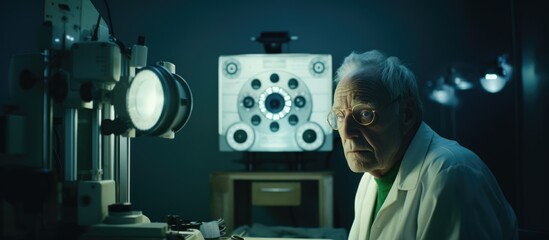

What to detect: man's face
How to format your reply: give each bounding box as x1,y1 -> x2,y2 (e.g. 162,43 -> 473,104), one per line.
332,76 -> 404,176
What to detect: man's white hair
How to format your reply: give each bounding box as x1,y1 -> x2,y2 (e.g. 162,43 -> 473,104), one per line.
334,50 -> 423,117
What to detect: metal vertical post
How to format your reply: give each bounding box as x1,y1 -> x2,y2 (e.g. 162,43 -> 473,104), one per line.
64,108 -> 78,181
115,135 -> 131,203
102,103 -> 114,180
91,106 -> 102,181
42,49 -> 53,169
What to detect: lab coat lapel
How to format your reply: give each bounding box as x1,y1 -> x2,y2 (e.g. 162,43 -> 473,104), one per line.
359,178 -> 378,240
370,123 -> 433,239
398,122 -> 433,190
380,122 -> 433,212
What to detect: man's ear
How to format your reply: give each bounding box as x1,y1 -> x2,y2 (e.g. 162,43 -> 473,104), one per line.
401,98 -> 418,135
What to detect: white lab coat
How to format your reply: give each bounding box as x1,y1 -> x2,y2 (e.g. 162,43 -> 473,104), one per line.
348,122 -> 518,240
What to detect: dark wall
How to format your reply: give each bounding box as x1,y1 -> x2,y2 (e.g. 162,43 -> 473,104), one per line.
1,0 -> 546,234
516,0 -> 549,232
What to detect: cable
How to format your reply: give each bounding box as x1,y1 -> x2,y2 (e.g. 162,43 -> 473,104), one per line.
103,0 -> 115,37
52,123 -> 64,180
91,14 -> 101,41
100,0 -> 130,57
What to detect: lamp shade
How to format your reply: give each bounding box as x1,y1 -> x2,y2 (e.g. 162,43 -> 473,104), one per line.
480,54 -> 513,93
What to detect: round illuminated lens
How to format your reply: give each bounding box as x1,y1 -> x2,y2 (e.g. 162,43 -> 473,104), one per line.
258,86 -> 292,120
127,70 -> 165,131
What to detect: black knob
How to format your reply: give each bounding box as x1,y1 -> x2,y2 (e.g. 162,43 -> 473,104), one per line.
137,35 -> 145,45
270,122 -> 280,132
101,118 -> 128,135
242,96 -> 255,108
80,81 -> 94,102
233,129 -> 248,143
294,96 -> 306,108
302,129 -> 317,143
19,69 -> 39,90
288,115 -> 298,125
251,115 -> 261,126
270,73 -> 279,83
48,71 -> 68,103
251,79 -> 261,89
108,203 -> 132,213
288,78 -> 298,89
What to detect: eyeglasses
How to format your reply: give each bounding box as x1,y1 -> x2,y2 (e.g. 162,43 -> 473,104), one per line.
327,98 -> 400,130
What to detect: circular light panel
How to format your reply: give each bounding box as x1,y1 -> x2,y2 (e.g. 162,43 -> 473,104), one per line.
120,64 -> 193,138
127,70 -> 165,131
258,86 -> 292,120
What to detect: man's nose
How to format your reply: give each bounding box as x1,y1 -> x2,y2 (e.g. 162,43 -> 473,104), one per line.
339,112 -> 359,140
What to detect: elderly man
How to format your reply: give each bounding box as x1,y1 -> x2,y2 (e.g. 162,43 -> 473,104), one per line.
328,50 -> 518,239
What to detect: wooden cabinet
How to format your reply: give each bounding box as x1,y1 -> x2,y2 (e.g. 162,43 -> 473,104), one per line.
210,172 -> 333,234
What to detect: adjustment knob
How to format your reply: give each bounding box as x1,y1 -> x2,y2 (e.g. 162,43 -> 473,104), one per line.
101,118 -> 128,135
80,81 -> 94,102
19,69 -> 39,90
48,71 -> 68,103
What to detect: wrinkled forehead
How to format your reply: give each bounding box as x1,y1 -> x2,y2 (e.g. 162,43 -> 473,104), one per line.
333,74 -> 390,108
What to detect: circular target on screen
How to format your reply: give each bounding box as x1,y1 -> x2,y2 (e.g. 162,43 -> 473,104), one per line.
309,57 -> 329,77
226,122 -> 255,151
237,70 -> 313,136
222,59 -> 241,78
295,122 -> 324,151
